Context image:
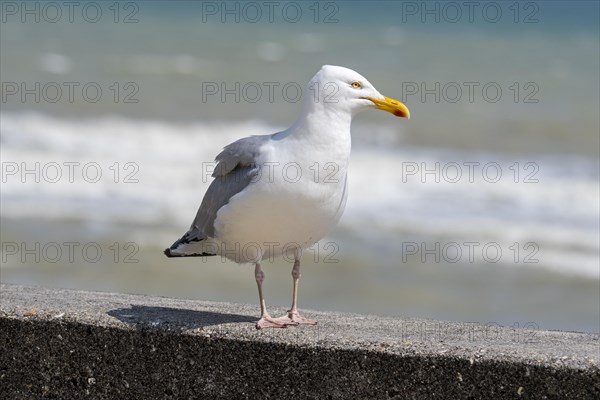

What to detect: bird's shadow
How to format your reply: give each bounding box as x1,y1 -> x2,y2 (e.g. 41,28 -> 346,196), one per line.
107,305 -> 256,332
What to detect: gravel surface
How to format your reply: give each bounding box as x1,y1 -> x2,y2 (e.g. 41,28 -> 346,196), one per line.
1,284 -> 599,399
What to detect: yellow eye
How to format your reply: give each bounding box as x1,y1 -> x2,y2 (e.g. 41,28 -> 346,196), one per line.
351,81 -> 362,89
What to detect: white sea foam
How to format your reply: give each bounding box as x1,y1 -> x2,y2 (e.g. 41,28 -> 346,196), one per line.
1,112 -> 598,278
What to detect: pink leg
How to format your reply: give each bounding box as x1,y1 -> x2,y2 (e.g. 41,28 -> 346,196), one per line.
254,262 -> 288,329
274,259 -> 317,326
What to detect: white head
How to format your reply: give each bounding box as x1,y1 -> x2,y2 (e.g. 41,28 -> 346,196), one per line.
304,65 -> 410,119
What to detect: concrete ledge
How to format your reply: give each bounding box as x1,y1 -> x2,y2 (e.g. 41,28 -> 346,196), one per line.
1,284 -> 598,399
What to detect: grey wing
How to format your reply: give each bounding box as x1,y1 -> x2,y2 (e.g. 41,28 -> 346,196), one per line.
212,134 -> 272,177
190,165 -> 258,238
175,134 -> 272,244
195,134 -> 273,235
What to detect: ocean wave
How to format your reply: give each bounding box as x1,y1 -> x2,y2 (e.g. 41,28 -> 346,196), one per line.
2,112 -> 598,278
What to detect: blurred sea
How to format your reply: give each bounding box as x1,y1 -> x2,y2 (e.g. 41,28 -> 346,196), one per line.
1,1 -> 598,333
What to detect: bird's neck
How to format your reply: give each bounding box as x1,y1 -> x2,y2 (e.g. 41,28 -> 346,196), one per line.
287,103 -> 353,155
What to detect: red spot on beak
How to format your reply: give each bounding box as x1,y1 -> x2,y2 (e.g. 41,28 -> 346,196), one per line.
393,110 -> 403,117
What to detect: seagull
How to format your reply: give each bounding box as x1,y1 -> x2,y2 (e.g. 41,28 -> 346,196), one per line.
165,65 -> 409,329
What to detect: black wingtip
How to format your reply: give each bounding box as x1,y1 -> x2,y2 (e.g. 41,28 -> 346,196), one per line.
164,247 -> 217,258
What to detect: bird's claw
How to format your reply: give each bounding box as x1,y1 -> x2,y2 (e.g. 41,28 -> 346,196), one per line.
276,311 -> 318,326
255,316 -> 292,329
255,312 -> 317,329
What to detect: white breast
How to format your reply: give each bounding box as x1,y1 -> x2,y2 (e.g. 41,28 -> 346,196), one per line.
213,142 -> 350,263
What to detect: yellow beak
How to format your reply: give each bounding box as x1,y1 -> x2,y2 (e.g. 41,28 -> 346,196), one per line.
366,96 -> 410,119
